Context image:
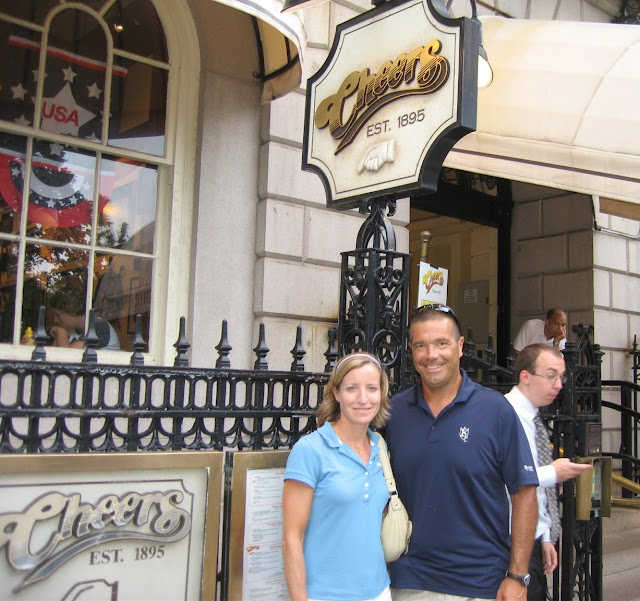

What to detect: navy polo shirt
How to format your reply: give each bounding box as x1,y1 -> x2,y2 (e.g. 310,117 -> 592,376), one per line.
385,371 -> 538,599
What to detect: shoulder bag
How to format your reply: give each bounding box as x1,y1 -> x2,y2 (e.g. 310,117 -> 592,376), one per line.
377,433 -> 412,563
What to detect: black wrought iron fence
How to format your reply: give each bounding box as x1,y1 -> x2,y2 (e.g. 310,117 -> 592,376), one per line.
0,318 -> 335,454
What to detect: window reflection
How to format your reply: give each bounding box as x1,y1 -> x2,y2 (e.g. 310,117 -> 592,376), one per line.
0,132 -> 27,235
109,56 -> 167,156
104,0 -> 168,62
0,1 -> 59,26
0,239 -> 17,342
42,10 -> 108,141
21,244 -> 89,344
94,244 -> 153,351
0,23 -> 41,127
98,156 -> 157,250
26,140 -> 99,244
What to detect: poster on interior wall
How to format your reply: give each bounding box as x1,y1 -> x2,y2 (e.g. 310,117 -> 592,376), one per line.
417,261 -> 448,306
0,452 -> 223,601
225,450 -> 291,601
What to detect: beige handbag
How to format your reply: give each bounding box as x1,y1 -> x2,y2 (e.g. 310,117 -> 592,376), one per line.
377,434 -> 412,563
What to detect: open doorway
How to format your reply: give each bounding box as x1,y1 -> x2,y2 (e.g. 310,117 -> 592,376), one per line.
409,169 -> 513,364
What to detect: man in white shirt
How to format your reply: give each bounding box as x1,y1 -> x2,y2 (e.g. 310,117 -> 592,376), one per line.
505,344 -> 590,601
513,308 -> 567,354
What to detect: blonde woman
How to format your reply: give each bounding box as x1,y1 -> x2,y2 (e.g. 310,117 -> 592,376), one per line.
282,353 -> 392,601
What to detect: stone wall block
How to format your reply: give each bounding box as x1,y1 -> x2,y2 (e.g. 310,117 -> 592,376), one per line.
628,314 -> 640,345
543,270 -> 592,310
609,349 -> 632,382
261,91 -> 305,146
515,236 -> 567,275
593,268 -> 611,308
629,237 -> 640,275
259,143 -> 326,205
513,275 -> 542,316
568,230 -> 593,270
256,199 -> 305,259
254,257 -> 339,319
512,200 -> 541,240
303,2 -> 332,47
593,309 -> 629,348
305,207 -> 364,266
511,181 -> 565,202
611,272 -> 640,313
594,230 -> 627,271
542,193 -> 592,235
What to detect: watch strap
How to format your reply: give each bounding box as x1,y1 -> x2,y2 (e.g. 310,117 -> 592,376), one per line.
505,570 -> 531,587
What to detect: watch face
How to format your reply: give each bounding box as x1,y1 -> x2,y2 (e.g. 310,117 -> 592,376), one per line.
523,574 -> 531,586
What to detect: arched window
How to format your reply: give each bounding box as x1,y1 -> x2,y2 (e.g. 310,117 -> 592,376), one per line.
0,0 -> 169,352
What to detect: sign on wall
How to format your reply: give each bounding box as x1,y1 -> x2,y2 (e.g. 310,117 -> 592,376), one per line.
0,452 -> 223,601
417,260 -> 448,306
303,0 -> 480,209
225,450 -> 291,601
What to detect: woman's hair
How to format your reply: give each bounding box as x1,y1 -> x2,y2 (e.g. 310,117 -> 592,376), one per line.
317,352 -> 390,428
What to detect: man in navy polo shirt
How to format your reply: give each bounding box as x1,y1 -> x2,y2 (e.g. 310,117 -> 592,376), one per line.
386,305 -> 539,601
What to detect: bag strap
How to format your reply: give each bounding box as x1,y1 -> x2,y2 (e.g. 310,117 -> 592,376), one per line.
376,433 -> 399,496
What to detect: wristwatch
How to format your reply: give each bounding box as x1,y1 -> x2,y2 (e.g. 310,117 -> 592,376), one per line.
505,571 -> 531,587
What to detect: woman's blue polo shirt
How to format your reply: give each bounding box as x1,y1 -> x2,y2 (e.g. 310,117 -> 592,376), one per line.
285,422 -> 390,600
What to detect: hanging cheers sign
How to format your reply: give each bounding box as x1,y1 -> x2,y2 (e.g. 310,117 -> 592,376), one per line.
303,0 -> 480,209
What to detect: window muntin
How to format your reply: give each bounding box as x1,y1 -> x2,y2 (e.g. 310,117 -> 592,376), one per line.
0,0 -> 168,353
0,1 -> 59,26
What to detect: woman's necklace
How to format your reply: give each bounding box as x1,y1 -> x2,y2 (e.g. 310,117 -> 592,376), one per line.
335,429 -> 370,461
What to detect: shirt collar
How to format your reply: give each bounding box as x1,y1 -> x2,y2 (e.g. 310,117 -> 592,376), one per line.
408,369 -> 474,407
316,422 -> 380,458
507,385 -> 538,419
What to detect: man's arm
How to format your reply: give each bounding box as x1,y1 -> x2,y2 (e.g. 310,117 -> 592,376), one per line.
497,484 -> 538,601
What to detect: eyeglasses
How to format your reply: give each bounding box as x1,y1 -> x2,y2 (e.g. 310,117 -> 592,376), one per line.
530,372 -> 567,385
411,304 -> 461,332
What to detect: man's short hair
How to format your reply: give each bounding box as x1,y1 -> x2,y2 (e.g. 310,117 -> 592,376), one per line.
546,307 -> 565,320
515,343 -> 564,382
410,304 -> 461,340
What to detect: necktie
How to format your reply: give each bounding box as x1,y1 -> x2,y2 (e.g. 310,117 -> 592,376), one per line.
534,413 -> 561,544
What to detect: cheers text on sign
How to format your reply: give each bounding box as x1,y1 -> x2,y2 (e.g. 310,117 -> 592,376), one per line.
314,40 -> 449,154
423,269 -> 445,293
0,490 -> 191,591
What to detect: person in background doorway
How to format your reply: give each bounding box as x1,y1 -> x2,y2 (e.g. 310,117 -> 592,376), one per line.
282,352 -> 392,601
48,288 -> 120,351
386,304 -> 539,601
513,308 -> 568,354
505,344 -> 591,601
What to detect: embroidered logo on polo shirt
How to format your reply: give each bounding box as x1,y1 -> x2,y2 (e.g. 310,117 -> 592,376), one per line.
459,426 -> 469,442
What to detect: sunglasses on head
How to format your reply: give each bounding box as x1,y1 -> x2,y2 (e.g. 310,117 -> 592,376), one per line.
411,303 -> 461,331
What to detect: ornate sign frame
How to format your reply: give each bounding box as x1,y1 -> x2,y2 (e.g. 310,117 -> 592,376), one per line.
303,0 -> 480,209
0,451 -> 224,601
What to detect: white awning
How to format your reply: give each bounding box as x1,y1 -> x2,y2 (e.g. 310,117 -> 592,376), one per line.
445,17 -> 640,204
214,0 -> 306,102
